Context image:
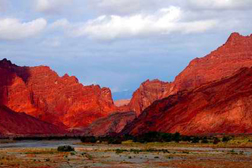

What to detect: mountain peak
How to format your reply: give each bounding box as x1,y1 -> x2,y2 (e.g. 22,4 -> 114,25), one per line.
0,58 -> 15,67
225,32 -> 252,46
226,32 -> 243,44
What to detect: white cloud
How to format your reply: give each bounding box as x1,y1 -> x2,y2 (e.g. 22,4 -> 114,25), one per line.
35,0 -> 73,13
87,0 -> 252,16
88,0 -> 185,15
0,18 -> 47,40
53,6 -> 217,40
89,0 -> 159,15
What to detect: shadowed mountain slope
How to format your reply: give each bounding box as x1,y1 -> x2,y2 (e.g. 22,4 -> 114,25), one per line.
81,111 -> 136,137
0,106 -> 66,136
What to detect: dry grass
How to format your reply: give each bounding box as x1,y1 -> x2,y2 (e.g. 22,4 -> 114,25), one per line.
1,140 -> 252,168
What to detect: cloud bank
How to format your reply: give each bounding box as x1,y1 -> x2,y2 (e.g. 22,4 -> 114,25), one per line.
88,0 -> 252,15
0,18 -> 47,40
53,6 -> 217,40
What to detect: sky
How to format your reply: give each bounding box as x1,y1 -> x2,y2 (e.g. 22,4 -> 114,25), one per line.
0,0 -> 252,100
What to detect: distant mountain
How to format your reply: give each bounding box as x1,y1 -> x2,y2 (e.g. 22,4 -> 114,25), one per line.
0,106 -> 66,136
114,99 -> 130,107
122,67 -> 252,135
0,58 -> 117,128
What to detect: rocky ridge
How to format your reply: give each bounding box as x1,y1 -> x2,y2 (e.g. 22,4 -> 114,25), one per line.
0,59 -> 117,128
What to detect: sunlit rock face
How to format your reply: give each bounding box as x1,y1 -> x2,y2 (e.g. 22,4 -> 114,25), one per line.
122,67 -> 252,136
0,58 -> 117,128
127,79 -> 171,116
0,105 -> 66,136
126,33 -> 252,115
172,32 -> 252,93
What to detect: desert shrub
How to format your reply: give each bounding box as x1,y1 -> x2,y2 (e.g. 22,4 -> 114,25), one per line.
115,149 -> 127,154
80,136 -> 97,143
133,132 -> 182,143
162,133 -> 173,142
182,136 -> 192,142
108,137 -> 122,144
192,137 -> 200,143
222,136 -> 231,142
57,145 -> 75,152
213,137 -> 220,144
201,137 -> 209,143
173,132 -> 181,142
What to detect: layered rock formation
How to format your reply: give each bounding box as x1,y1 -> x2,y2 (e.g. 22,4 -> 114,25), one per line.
0,59 -> 117,128
126,33 -> 252,115
127,80 -> 171,115
122,67 -> 252,136
0,106 -> 66,136
172,32 -> 252,93
81,111 -> 136,137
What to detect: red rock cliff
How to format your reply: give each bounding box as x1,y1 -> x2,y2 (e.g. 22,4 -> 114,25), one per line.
127,80 -> 171,115
172,32 -> 252,93
127,33 -> 252,115
122,67 -> 252,135
0,59 -> 117,128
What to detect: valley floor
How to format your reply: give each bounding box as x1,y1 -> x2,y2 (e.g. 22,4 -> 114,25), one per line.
0,140 -> 252,168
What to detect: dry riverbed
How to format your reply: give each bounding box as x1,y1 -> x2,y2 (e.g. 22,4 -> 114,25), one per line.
0,140 -> 252,168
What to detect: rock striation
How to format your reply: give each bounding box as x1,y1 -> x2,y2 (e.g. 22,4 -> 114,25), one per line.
122,67 -> 252,135
172,32 -> 252,93
0,59 -> 117,128
127,79 -> 171,115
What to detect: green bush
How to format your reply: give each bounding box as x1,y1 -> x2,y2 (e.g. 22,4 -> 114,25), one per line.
132,132 -> 182,143
80,136 -> 97,143
222,136 -> 231,142
108,138 -> 122,144
213,137 -> 220,144
57,145 -> 75,152
201,137 -> 209,143
192,137 -> 200,143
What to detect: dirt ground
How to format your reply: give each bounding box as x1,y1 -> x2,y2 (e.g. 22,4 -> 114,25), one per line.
1,140 -> 252,168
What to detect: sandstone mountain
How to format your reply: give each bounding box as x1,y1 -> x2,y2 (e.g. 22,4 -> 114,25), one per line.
81,111 -> 136,137
125,33 -> 252,115
0,106 -> 66,136
172,32 -> 252,93
122,67 -> 252,135
0,59 -> 117,128
126,80 -> 171,116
